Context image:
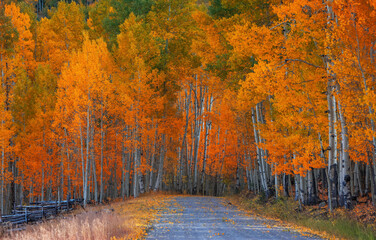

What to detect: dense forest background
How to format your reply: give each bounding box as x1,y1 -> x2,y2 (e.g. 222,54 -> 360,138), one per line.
0,0 -> 376,215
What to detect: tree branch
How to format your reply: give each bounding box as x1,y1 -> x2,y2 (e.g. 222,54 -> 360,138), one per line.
285,59 -> 325,69
269,21 -> 289,31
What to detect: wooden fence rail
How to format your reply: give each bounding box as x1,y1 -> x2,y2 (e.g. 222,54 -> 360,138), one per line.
0,199 -> 83,226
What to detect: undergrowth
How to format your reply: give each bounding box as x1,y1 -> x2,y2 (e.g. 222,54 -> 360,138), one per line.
228,192 -> 376,240
2,192 -> 172,240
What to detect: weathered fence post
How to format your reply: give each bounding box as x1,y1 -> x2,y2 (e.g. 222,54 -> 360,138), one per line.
25,207 -> 28,223
67,193 -> 71,210
1,199 -> 80,225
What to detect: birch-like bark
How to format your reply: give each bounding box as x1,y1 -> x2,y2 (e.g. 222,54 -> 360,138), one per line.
325,0 -> 339,211
0,58 -> 3,216
188,120 -> 194,193
307,169 -> 317,205
100,103 -> 104,203
294,174 -> 299,201
327,82 -> 338,210
201,94 -> 213,194
370,159 -> 376,204
42,131 -> 47,202
355,22 -> 376,204
273,163 -> 278,199
60,141 -> 64,204
365,162 -> 370,194
125,149 -> 131,198
246,166 -> 251,191
192,80 -> 203,194
179,86 -> 191,192
299,175 -> 306,206
133,131 -> 139,198
1,51 -> 3,212
79,123 -> 86,205
257,103 -> 270,186
84,89 -> 91,207
154,134 -> 165,191
218,131 -> 227,196
138,147 -> 145,194
252,106 -> 268,196
90,117 -> 98,202
149,126 -> 158,191
254,167 -> 259,194
64,130 -> 71,200
337,100 -> 352,208
121,131 -> 126,199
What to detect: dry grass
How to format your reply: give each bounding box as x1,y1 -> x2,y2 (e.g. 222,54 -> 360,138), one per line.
227,192 -> 376,240
111,192 -> 173,239
2,192 -> 172,240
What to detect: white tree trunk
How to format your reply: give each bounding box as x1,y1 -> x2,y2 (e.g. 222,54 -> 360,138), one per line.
338,100 -> 351,208
252,106 -> 268,196
154,134 -> 165,191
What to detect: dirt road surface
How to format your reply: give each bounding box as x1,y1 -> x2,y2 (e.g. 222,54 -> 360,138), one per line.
146,197 -> 321,240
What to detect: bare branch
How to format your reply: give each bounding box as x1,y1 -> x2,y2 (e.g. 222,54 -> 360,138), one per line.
285,59 -> 325,69
269,21 -> 290,31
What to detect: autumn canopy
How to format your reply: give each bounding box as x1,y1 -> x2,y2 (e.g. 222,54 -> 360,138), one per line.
0,0 -> 375,213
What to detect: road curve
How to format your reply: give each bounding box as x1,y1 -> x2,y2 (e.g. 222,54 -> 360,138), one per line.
146,196 -> 321,240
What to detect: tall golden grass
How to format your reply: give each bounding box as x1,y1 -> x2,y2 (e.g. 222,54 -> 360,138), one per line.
2,193 -> 172,240
3,209 -> 128,240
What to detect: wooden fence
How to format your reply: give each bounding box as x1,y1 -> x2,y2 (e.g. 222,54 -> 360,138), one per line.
0,199 -> 83,226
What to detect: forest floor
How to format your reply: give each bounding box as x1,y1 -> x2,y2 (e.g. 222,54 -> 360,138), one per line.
228,191 -> 376,240
2,192 -> 376,239
2,192 -> 173,240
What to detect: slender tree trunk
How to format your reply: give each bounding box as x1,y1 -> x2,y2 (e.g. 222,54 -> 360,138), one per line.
133,135 -> 139,198
1,131 -> 4,215
149,126 -> 158,191
246,166 -> 251,191
327,84 -> 338,210
369,157 -> 376,203
154,134 -> 165,191
84,90 -> 91,207
365,162 -> 370,194
100,104 -> 104,203
252,106 -> 268,196
337,100 -> 352,208
193,81 -> 203,194
354,162 -> 363,197
283,173 -> 289,197
179,86 -> 191,192
299,175 -> 306,206
121,137 -> 126,199
79,123 -> 85,205
307,169 -> 317,205
0,52 -> 3,215
274,164 -> 278,199
125,150 -> 131,198
59,141 -> 65,204
138,147 -> 144,194
201,94 -> 212,195
90,118 -> 98,203
294,174 -> 299,201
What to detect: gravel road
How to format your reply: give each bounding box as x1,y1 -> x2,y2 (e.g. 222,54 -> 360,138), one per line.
146,196 -> 321,240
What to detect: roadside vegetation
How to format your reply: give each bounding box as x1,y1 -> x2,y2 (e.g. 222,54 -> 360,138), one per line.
3,191 -> 376,239
2,193 -> 171,240
228,191 -> 376,240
